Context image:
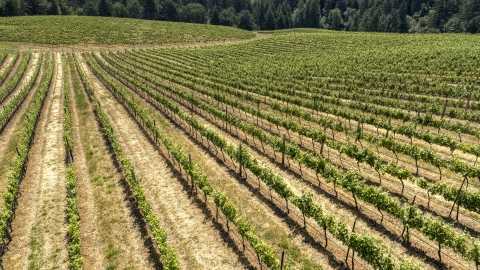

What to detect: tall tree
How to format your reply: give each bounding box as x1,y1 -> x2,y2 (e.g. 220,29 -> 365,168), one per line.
359,6 -> 381,31
47,0 -> 61,14
431,0 -> 458,30
292,0 -> 305,27
460,0 -> 480,22
126,0 -> 142,18
305,0 -> 320,27
329,8 -> 343,29
4,0 -> 22,15
112,1 -> 127,17
218,6 -> 237,26
237,9 -> 254,29
163,0 -> 179,21
142,0 -> 155,19
209,4 -> 220,24
83,0 -> 97,15
264,4 -> 275,29
399,0 -> 409,32
97,0 -> 111,16
179,3 -> 207,23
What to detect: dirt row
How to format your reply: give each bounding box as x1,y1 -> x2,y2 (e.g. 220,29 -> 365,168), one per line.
71,54 -> 157,269
77,52 -> 253,269
1,53 -> 40,111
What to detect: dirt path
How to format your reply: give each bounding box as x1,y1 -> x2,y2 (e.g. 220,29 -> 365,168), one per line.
78,53 -> 249,269
3,53 -> 69,269
0,52 -> 42,205
66,58 -> 105,269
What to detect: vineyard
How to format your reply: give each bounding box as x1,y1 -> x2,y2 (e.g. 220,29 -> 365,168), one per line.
0,23 -> 479,270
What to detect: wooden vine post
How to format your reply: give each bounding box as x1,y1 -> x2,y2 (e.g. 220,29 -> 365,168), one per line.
280,250 -> 285,270
386,115 -> 392,138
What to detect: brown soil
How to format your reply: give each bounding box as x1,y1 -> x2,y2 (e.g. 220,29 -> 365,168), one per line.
0,55 -> 15,83
8,32 -> 269,53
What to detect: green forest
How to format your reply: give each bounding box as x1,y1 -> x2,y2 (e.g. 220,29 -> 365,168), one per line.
0,0 -> 479,33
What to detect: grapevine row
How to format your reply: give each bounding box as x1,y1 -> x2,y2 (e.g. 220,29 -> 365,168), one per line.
84,52 -> 280,269
100,52 -> 480,267
64,54 -> 83,270
91,51 -> 418,270
0,52 -> 31,103
106,51 -> 480,220
0,53 -> 52,252
0,53 -> 19,86
135,49 -> 480,159
0,53 -> 42,134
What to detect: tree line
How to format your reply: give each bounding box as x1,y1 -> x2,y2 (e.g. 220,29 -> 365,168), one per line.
1,0 -> 479,33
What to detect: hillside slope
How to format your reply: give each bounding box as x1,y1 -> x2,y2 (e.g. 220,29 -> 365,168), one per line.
0,16 -> 254,45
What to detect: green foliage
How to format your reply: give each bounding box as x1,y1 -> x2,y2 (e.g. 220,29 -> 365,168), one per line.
219,7 -> 237,26
126,0 -> 143,19
98,31 -> 480,266
63,54 -> 83,269
238,9 -> 254,30
112,2 -> 128,18
97,0 -> 112,16
0,52 -> 42,133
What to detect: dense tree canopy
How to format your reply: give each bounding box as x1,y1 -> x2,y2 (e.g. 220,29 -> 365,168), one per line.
0,0 -> 479,33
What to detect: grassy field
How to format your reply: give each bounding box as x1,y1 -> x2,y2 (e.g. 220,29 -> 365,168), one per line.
0,16 -> 254,45
1,20 -> 480,270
